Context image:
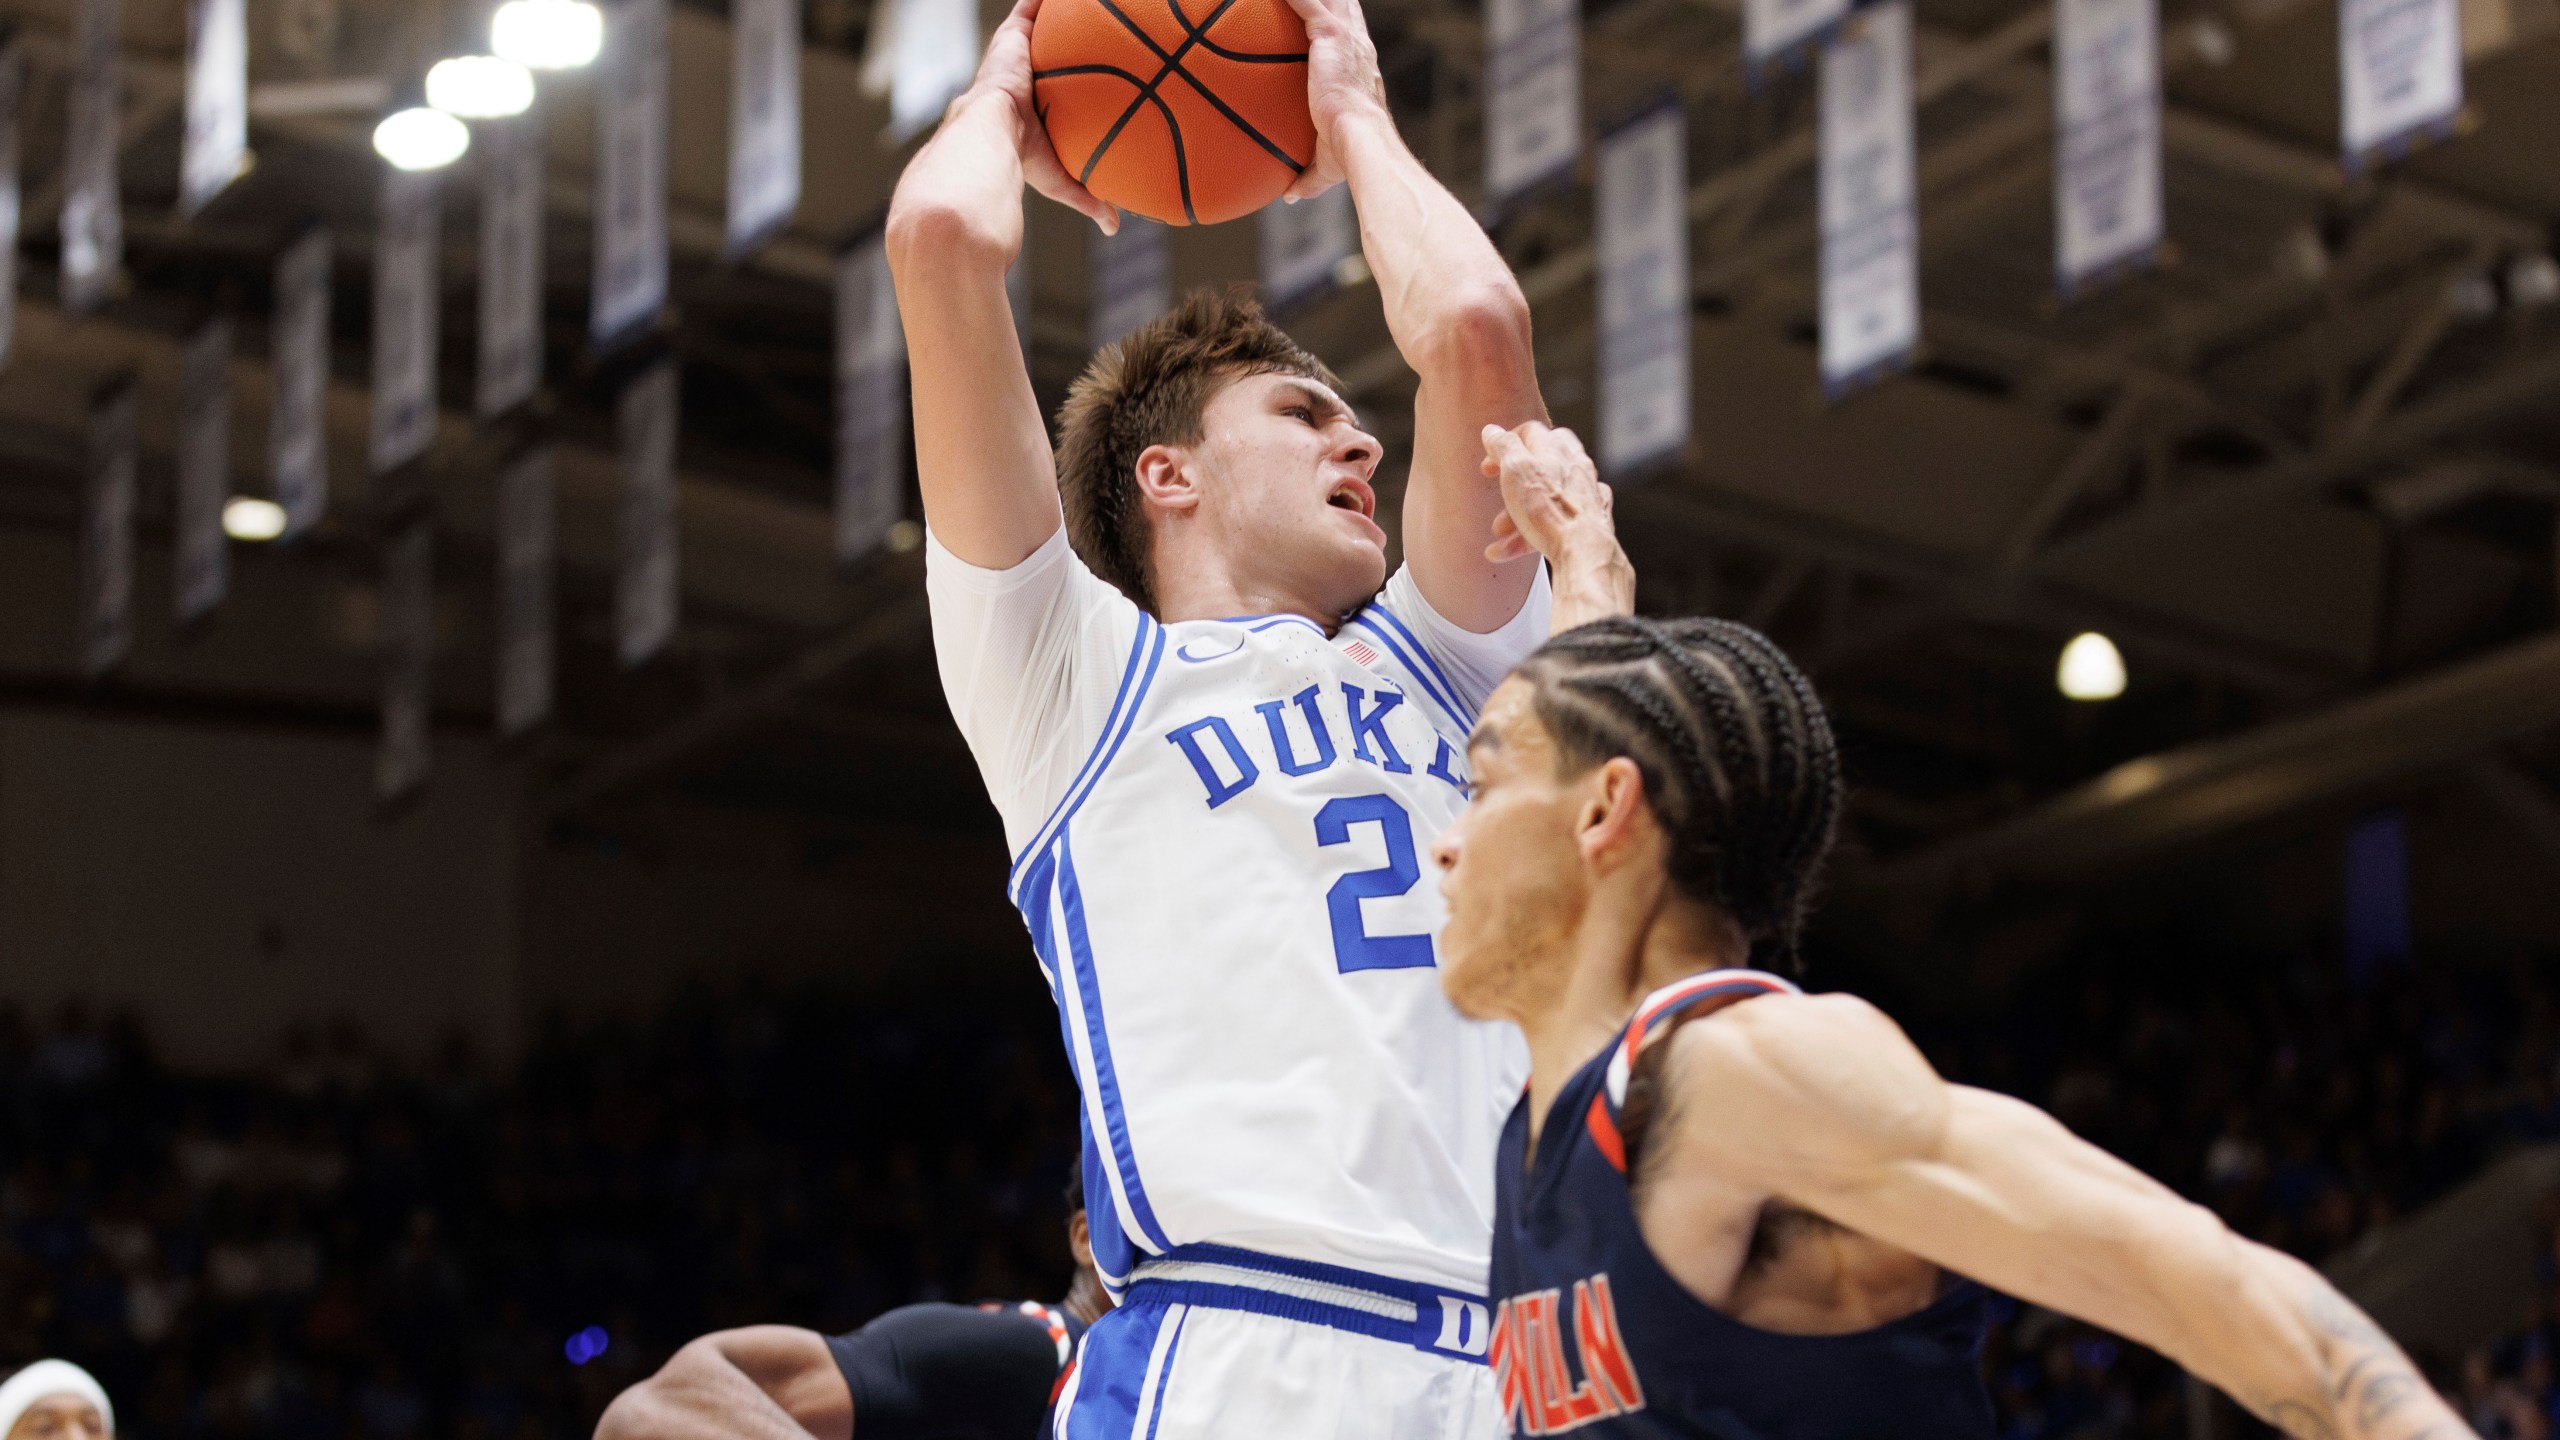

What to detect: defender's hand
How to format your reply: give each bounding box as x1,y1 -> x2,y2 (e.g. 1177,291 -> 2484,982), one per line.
1275,0 -> 1390,201
967,0 -> 1120,232
1480,422 -> 1614,564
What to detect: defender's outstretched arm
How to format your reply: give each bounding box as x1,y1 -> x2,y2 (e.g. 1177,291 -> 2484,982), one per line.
1666,997 -> 2477,1440
594,1327 -> 849,1440
1479,422 -> 1634,633
885,0 -> 1113,571
1279,0 -> 1548,633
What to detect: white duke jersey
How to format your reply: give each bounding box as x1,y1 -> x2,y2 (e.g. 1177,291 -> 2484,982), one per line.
928,527 -> 1546,1300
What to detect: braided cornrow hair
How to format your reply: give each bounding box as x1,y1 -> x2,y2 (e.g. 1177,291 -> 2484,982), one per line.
1513,616 -> 1844,973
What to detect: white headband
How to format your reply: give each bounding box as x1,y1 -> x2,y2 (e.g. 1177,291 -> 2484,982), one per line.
0,1361 -> 112,1439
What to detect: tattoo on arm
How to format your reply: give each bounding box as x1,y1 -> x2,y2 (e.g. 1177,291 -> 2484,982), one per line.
2243,1280 -> 2474,1440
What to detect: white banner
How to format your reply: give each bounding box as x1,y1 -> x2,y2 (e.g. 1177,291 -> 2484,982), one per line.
1484,0 -> 1579,205
270,229 -> 331,537
1597,104 -> 1689,477
2055,0 -> 2161,291
1089,219 -> 1169,352
495,447 -> 555,736
2341,0 -> 2463,167
836,235 -> 905,563
727,0 -> 801,256
0,38 -> 21,371
616,359 -> 679,666
62,0 -> 122,311
477,112 -> 545,419
876,0 -> 977,143
376,519 -> 433,801
181,0 -> 246,215
1818,2 -> 1918,395
174,318 -> 232,625
1259,185 -> 1357,311
80,382 -> 137,677
594,0 -> 670,344
1747,0 -> 1848,70
372,169 -> 440,473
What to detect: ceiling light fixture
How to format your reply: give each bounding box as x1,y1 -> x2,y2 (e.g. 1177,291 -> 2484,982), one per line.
2057,632 -> 2128,702
373,106 -> 470,170
222,497 -> 289,542
493,0 -> 604,69
426,55 -> 536,119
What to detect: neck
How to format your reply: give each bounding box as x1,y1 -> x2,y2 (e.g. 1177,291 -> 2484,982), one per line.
1147,538 -> 1355,629
1060,1268 -> 1110,1327
1514,886 -> 1745,1148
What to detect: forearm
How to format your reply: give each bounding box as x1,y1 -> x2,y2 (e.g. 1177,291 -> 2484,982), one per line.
1333,110 -> 1531,370
887,88 -> 1028,266
2209,1252 -> 2473,1440
1545,536 -> 1634,633
595,1347 -> 826,1440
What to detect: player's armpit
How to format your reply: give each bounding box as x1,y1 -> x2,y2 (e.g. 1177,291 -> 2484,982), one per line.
1668,1011 -> 2477,1440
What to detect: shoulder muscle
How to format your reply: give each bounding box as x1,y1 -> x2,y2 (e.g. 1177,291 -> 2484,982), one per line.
1662,993 -> 1952,1186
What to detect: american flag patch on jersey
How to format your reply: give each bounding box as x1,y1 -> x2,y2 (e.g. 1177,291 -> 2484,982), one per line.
1343,638 -> 1381,667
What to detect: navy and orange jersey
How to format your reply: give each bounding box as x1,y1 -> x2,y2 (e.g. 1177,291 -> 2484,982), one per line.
1489,969 -> 1995,1439
825,1299 -> 1089,1438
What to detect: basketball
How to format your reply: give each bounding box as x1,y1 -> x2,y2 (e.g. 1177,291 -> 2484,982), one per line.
1030,0 -> 1316,226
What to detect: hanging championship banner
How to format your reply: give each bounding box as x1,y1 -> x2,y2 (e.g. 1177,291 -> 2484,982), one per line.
1259,185 -> 1356,312
477,112 -> 544,420
372,169 -> 440,474
61,0 -> 123,311
1484,0 -> 1579,206
1747,0 -> 1848,72
727,0 -> 801,256
1596,103 -> 1689,478
835,234 -> 905,563
174,318 -> 233,625
878,0 -> 976,143
2341,0 -> 2462,169
1817,1 -> 1918,396
495,447 -> 555,736
594,0 -> 669,345
181,0 -> 246,215
2054,0 -> 2161,293
80,381 -> 137,677
616,359 -> 679,667
0,37 -> 22,371
376,519 -> 433,801
270,228 -> 331,537
1088,219 -> 1169,352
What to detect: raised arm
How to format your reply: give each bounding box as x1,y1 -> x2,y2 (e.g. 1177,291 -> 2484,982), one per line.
1479,421 -> 1633,633
884,0 -> 1115,570
1280,0 -> 1545,632
1671,997 -> 2477,1440
594,1327 -> 850,1440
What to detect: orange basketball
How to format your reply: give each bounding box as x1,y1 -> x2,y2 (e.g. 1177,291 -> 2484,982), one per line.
1030,0 -> 1315,227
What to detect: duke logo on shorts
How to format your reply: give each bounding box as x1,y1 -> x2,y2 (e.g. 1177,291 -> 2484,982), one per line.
928,528 -> 1547,1438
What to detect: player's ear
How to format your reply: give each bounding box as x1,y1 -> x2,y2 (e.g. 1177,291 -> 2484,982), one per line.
1133,444 -> 1200,515
1576,756 -> 1653,872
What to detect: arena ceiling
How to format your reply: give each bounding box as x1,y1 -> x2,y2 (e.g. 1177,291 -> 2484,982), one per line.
0,0 -> 2556,953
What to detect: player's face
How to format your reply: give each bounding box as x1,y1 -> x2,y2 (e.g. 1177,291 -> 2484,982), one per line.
7,1398 -> 107,1440
1432,678 -> 1593,1022
1185,373 -> 1388,613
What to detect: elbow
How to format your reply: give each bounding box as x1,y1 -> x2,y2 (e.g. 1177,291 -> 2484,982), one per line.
1412,280 -> 1535,379
884,195 -> 1012,282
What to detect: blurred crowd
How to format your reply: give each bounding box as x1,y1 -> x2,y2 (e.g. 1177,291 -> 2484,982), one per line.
1920,951 -> 2560,1439
2,948 -> 2556,1440
0,975 -> 1081,1440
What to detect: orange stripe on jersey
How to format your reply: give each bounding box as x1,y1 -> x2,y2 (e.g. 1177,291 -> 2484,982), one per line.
1586,1092 -> 1625,1173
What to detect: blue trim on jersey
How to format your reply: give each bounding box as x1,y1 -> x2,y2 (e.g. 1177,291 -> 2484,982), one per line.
1010,614 -> 1162,882
1139,1307 -> 1189,1440
1206,613 -> 1329,636
1343,613 -> 1472,735
1366,603 -> 1478,726
1147,1243 -> 1493,1364
1057,834 -> 1176,1255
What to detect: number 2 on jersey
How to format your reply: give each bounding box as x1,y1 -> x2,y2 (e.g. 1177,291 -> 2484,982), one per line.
1313,794 -> 1436,973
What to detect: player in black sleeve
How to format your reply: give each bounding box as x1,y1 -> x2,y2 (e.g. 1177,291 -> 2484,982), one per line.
597,1167 -> 1111,1440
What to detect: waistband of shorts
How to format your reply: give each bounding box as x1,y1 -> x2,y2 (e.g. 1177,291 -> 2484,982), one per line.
1124,1243 -> 1493,1365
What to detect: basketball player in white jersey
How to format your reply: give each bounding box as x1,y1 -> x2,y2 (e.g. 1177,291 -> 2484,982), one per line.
882,0 -> 1631,1425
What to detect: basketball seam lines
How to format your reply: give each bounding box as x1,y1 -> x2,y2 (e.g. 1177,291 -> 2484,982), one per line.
1039,0 -> 1306,222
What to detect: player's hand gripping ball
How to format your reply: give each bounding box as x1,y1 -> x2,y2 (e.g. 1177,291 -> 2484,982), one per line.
1030,0 -> 1316,226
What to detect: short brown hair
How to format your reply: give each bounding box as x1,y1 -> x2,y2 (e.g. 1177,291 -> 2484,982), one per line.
1055,286 -> 1342,614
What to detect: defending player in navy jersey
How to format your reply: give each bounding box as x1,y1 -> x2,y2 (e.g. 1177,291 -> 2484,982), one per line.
1429,616 -> 2479,1440
594,1171 -> 1110,1440
884,0 -> 1632,1415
